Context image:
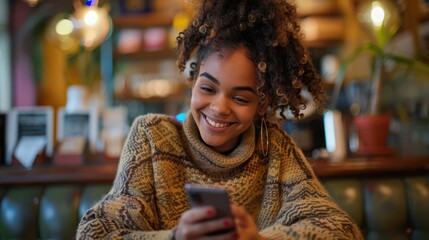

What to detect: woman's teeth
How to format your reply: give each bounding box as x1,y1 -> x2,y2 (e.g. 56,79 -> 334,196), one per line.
206,116 -> 230,128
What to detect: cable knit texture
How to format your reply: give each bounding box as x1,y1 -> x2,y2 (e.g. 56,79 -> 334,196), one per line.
77,113 -> 363,239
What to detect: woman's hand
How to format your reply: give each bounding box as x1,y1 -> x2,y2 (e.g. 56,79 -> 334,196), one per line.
175,206 -> 237,240
231,204 -> 266,240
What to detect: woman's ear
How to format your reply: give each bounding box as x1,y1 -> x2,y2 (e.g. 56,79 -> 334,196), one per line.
258,94 -> 271,116
258,101 -> 269,117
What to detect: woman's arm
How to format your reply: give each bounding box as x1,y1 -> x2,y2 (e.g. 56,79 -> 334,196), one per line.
231,179 -> 362,240
259,131 -> 363,240
260,178 -> 363,240
77,116 -> 174,240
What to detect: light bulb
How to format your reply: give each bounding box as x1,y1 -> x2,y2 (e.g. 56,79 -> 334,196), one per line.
73,5 -> 112,50
84,10 -> 98,26
357,0 -> 401,47
370,4 -> 385,28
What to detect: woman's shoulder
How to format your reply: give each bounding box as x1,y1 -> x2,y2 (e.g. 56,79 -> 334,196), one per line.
130,114 -> 184,136
133,113 -> 182,128
267,122 -> 294,145
266,121 -> 305,156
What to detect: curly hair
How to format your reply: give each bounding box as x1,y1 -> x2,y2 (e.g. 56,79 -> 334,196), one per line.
176,0 -> 326,120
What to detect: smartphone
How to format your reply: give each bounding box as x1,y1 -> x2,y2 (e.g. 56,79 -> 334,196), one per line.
184,184 -> 235,235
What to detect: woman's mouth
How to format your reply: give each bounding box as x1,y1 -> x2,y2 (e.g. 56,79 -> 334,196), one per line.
203,114 -> 232,128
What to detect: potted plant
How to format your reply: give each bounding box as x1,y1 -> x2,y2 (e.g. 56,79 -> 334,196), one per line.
332,0 -> 429,155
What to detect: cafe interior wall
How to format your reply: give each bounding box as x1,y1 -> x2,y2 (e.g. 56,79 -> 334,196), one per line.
10,0 -> 95,145
11,0 -> 37,107
10,0 -> 426,103
11,0 -> 371,109
8,0 -> 376,152
11,0 -> 186,108
8,0 -> 188,144
11,0 -> 76,107
10,0 -> 427,154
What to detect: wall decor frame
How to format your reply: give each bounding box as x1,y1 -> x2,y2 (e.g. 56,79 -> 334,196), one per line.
57,107 -> 98,153
6,106 -> 53,164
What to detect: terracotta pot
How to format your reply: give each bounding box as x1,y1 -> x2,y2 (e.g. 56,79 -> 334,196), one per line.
353,114 -> 394,155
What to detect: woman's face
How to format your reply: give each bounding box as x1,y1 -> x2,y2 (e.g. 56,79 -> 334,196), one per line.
191,47 -> 259,153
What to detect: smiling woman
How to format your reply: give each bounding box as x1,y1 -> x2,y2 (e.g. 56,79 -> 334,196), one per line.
191,48 -> 259,153
77,1 -> 362,239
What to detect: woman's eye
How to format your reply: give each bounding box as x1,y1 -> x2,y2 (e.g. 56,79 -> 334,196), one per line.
233,96 -> 250,104
200,86 -> 214,93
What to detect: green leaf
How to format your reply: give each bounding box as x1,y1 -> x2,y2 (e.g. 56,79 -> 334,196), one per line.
384,53 -> 429,73
331,42 -> 381,109
331,41 -> 429,110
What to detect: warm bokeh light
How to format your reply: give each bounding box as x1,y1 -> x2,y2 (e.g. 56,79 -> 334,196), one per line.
357,0 -> 401,47
24,0 -> 41,7
47,2 -> 112,52
152,79 -> 172,97
83,10 -> 98,26
72,5 -> 112,50
46,14 -> 80,54
138,79 -> 173,98
55,19 -> 74,36
370,3 -> 385,28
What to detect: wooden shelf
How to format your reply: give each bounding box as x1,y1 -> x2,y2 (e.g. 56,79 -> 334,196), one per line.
312,155 -> 429,178
113,48 -> 177,59
113,81 -> 188,103
112,12 -> 174,28
1,155 -> 428,186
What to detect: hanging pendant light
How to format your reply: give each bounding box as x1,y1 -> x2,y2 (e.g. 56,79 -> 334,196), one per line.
72,0 -> 112,50
357,0 -> 401,48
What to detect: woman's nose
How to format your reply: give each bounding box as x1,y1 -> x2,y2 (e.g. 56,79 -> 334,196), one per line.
210,96 -> 231,116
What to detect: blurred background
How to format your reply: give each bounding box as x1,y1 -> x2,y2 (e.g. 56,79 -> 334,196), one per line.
1,1 -> 429,239
0,0 -> 429,162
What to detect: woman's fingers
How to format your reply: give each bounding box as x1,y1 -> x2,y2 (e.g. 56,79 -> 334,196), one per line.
182,217 -> 235,238
231,204 -> 265,240
176,207 -> 236,240
181,206 -> 217,224
231,204 -> 250,228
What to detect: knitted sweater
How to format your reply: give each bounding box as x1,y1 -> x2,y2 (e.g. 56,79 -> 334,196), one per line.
77,113 -> 363,239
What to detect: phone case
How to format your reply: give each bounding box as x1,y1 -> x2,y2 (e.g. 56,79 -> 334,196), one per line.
184,184 -> 232,219
184,184 -> 235,235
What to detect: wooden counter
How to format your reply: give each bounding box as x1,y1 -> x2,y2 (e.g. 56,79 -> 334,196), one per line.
0,163 -> 118,186
312,155 -> 429,178
1,155 -> 428,186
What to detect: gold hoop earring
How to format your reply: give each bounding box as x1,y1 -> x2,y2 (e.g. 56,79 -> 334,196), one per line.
260,117 -> 269,157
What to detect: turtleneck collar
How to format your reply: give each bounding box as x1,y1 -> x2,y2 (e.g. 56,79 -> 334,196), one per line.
183,112 -> 255,173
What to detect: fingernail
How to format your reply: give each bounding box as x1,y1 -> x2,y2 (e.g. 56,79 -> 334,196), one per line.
206,208 -> 214,216
223,219 -> 231,226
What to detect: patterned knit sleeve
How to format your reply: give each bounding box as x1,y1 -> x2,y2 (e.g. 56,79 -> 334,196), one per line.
76,116 -> 174,240
260,132 -> 363,240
